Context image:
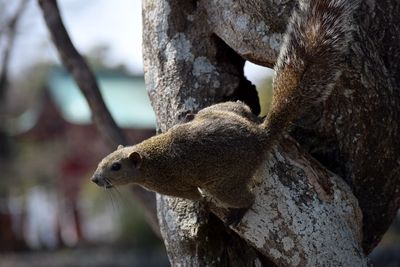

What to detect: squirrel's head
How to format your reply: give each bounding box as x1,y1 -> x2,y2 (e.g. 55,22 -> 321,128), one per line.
91,145 -> 142,188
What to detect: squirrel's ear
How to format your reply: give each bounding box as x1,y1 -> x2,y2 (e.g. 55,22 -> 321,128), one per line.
129,152 -> 142,168
117,144 -> 124,150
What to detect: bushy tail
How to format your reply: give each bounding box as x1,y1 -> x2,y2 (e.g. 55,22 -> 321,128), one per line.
262,0 -> 360,137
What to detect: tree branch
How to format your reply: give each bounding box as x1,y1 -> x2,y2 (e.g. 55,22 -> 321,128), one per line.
0,0 -> 28,103
201,0 -> 400,253
143,0 -> 367,265
288,0 -> 400,251
38,0 -> 126,147
209,138 -> 366,266
143,0 -> 270,265
38,0 -> 160,238
202,0 -> 294,67
143,0 -> 378,266
0,0 -> 28,158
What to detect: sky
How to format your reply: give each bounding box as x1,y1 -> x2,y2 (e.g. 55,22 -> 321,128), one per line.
10,0 -> 144,75
9,0 -> 271,83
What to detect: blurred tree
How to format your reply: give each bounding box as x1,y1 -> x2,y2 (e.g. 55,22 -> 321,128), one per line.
38,0 -> 159,237
0,0 -> 28,252
0,0 -> 28,158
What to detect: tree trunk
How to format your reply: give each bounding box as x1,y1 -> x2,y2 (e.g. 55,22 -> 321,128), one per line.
142,0 -> 399,266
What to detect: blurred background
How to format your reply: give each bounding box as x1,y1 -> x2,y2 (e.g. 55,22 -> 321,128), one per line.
0,0 -> 398,267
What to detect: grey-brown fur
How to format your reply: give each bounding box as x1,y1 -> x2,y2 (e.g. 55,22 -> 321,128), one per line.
92,101 -> 268,208
92,0 -> 360,210
263,0 -> 360,140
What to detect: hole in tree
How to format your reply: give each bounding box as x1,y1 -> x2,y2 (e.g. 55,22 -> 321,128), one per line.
244,61 -> 274,117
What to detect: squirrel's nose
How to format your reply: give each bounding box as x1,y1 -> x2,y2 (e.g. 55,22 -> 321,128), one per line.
91,175 -> 100,185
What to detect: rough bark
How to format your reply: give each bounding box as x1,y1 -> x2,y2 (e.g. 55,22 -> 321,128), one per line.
209,139 -> 366,266
143,0 -> 400,266
143,1 -> 269,265
202,0 -> 293,67
141,0 -> 400,265
280,0 -> 400,252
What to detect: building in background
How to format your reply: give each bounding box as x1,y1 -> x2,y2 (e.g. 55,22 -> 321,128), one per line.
1,66 -> 157,250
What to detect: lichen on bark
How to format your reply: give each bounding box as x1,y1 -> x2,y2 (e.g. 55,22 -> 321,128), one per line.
142,0 -> 399,265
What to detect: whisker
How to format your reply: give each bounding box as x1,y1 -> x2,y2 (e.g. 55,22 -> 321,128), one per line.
112,186 -> 129,208
104,178 -> 122,214
104,177 -> 114,189
109,188 -> 122,212
103,183 -> 117,215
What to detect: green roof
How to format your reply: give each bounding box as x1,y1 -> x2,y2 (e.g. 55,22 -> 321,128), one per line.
47,68 -> 156,129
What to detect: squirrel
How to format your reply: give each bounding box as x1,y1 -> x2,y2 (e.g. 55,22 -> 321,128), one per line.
92,0 -> 359,217
92,101 -> 267,210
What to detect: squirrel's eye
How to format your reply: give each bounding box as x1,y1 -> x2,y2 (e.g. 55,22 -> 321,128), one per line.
111,163 -> 121,171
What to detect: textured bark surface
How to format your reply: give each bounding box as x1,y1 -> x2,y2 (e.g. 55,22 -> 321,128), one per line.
209,139 -> 366,266
202,0 -> 293,67
290,0 -> 400,252
142,0 -> 399,265
142,1 -> 268,265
